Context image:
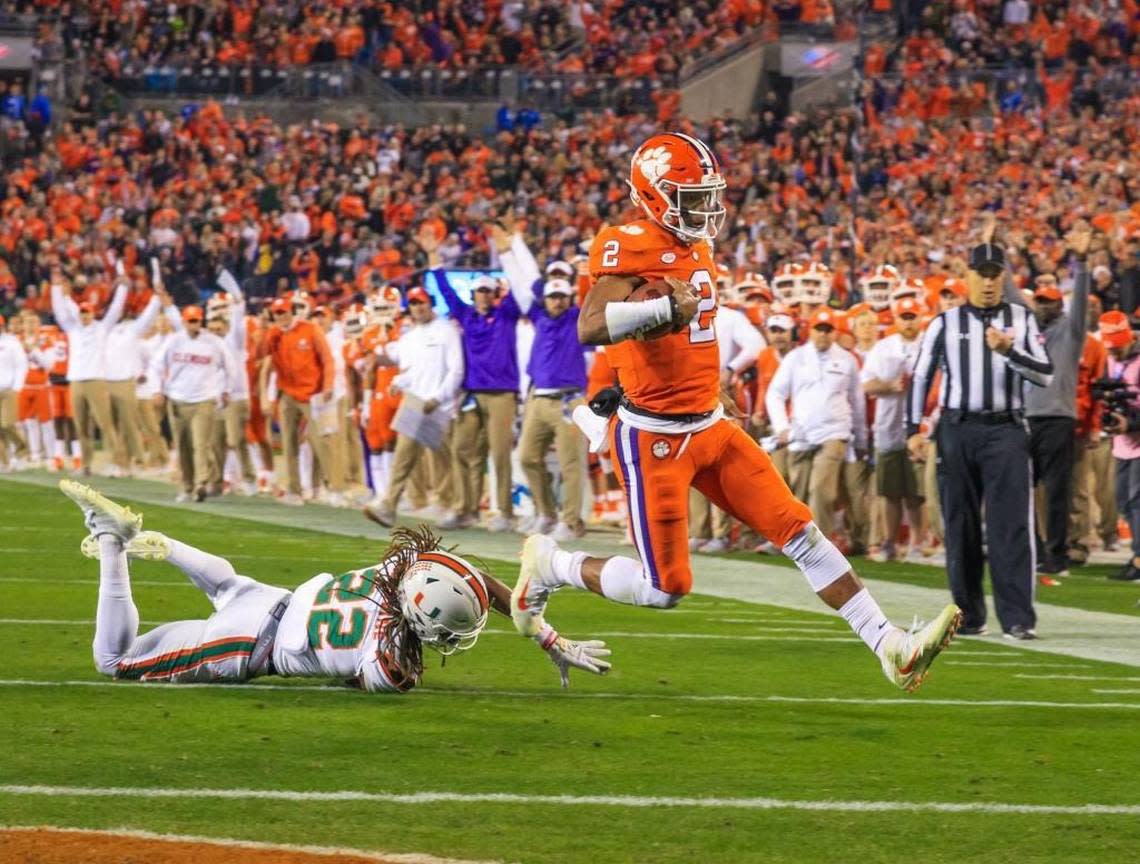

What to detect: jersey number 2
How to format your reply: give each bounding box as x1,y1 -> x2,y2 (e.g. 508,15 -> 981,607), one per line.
688,269 -> 716,344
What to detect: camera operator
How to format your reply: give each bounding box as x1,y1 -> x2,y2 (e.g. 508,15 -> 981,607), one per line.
1097,311 -> 1140,581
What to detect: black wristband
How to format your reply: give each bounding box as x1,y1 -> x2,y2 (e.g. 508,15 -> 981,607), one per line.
667,293 -> 681,328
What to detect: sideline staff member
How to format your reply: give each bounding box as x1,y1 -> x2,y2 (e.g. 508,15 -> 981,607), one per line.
906,232 -> 1053,640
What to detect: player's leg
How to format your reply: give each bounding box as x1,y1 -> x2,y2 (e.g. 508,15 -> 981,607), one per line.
511,419 -> 692,635
696,422 -> 960,692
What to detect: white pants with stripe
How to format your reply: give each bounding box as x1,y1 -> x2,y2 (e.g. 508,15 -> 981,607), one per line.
93,534 -> 289,683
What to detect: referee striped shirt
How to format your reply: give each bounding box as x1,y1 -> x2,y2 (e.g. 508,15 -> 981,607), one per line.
906,302 -> 1053,435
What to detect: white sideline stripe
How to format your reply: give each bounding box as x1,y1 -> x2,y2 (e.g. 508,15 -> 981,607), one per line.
0,619 -> 167,626
1017,674 -> 1140,682
1093,689 -> 1140,695
2,785 -> 1139,817
0,825 -> 500,864
2,679 -> 1139,710
0,578 -> 198,588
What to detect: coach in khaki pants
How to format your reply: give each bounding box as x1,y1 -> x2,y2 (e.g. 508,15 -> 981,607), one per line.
151,306 -> 234,501
105,290 -> 163,473
51,276 -> 128,473
767,308 -> 867,542
262,296 -> 339,505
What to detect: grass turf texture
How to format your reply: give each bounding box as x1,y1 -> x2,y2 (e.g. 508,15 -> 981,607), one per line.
1,479 -> 1139,863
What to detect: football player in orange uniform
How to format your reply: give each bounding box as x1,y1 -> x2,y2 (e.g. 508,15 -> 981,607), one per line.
359,286 -> 404,505
18,311 -> 55,466
510,133 -> 961,691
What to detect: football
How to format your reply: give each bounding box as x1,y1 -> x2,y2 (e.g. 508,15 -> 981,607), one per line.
626,279 -> 678,340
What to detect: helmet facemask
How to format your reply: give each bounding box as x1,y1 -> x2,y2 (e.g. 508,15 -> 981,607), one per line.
864,280 -> 892,311
661,179 -> 727,243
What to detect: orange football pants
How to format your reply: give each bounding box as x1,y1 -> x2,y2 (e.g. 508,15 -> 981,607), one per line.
610,417 -> 812,595
49,385 -> 72,420
18,387 -> 51,423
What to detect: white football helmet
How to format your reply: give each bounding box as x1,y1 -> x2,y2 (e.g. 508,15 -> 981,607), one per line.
398,550 -> 489,655
367,285 -> 402,325
206,292 -> 231,320
892,276 -> 924,305
772,262 -> 805,306
736,271 -> 772,304
342,302 -> 369,337
715,263 -> 738,306
859,264 -> 900,311
799,261 -> 833,306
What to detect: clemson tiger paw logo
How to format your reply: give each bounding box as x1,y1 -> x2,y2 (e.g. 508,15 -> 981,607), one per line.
637,146 -> 672,183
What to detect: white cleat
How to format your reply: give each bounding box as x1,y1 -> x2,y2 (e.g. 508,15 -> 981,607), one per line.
59,479 -> 142,541
880,604 -> 963,693
81,530 -> 172,561
511,534 -> 562,637
697,537 -> 730,554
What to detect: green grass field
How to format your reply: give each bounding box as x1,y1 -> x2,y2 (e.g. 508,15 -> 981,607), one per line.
2,478 -> 1140,863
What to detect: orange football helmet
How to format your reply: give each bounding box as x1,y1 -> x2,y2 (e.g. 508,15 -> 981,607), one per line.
628,132 -> 726,244
859,264 -> 900,311
772,262 -> 805,306
799,261 -> 833,306
892,276 -> 924,305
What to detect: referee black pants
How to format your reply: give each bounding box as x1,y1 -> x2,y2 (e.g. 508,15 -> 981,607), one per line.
937,417 -> 1036,633
1029,416 -> 1076,570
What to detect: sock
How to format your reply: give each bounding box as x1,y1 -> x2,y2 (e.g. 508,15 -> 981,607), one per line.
598,556 -> 679,608
92,534 -> 139,675
54,437 -> 65,459
299,443 -> 313,495
70,440 -> 81,459
224,450 -> 239,483
24,420 -> 41,460
167,537 -> 246,608
550,548 -> 587,590
41,421 -> 57,462
250,444 -> 265,476
837,588 -> 895,657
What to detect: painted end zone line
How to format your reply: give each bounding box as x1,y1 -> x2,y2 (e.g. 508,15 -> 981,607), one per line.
0,826 -> 498,864
2,679 -> 1140,710
2,784 -> 1139,817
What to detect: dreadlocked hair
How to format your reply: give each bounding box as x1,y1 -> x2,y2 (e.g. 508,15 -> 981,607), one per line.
365,525 -> 447,686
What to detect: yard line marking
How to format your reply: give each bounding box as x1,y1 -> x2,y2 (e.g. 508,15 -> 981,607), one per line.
2,784 -> 1140,816
2,679 -> 1139,710
1092,689 -> 1140,695
0,826 -> 500,864
0,578 -> 201,588
1017,674 -> 1140,682
0,619 -> 167,626
945,661 -> 1091,669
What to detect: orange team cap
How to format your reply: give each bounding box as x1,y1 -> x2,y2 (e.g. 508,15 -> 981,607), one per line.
270,297 -> 290,314
182,305 -> 204,322
1099,311 -> 1133,348
809,307 -> 838,329
895,297 -> 922,317
405,287 -> 431,305
940,279 -> 967,297
847,302 -> 875,319
1033,284 -> 1063,302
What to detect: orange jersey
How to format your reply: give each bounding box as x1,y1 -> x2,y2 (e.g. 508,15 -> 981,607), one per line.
22,332 -> 52,387
588,219 -> 719,416
265,319 -> 334,403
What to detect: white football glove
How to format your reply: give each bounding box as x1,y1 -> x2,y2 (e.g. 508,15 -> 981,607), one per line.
535,623 -> 611,688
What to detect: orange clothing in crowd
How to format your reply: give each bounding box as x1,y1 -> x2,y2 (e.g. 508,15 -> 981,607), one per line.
1076,334 -> 1108,438
265,319 -> 335,403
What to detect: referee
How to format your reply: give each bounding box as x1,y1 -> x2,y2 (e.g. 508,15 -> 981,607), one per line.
906,237 -> 1054,640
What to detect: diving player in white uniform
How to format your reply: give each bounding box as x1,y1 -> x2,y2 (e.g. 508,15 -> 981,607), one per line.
61,480 -> 610,690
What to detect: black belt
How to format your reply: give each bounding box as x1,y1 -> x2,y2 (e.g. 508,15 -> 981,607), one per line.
943,409 -> 1023,426
534,389 -> 580,400
249,596 -> 290,677
620,395 -> 716,425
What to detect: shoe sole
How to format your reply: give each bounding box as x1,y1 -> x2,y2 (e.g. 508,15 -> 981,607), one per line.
902,604 -> 963,693
362,506 -> 395,528
511,534 -> 554,637
59,479 -> 143,539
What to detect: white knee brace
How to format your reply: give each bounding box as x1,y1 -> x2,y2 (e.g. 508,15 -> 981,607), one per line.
781,522 -> 851,592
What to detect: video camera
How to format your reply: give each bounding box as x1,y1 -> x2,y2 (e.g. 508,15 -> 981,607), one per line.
1091,378 -> 1140,433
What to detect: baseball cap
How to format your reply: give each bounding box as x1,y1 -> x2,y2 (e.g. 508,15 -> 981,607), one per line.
406,287 -> 431,305
895,297 -> 922,318
543,278 -> 572,297
269,297 -> 290,314
1099,311 -> 1134,348
766,312 -> 795,331
940,278 -> 967,298
545,260 -> 575,278
846,302 -> 875,319
1033,283 -> 1063,302
182,305 -> 204,323
969,242 -> 1006,275
472,275 -> 498,293
808,307 -> 838,330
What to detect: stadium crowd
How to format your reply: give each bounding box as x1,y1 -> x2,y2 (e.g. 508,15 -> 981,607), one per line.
0,0 -> 1138,578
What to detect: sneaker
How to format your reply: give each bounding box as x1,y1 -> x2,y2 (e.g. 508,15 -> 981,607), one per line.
1037,561 -> 1069,578
81,530 -> 172,561
59,479 -> 143,541
516,514 -> 554,535
1003,624 -> 1038,641
549,522 -> 584,542
957,622 -> 988,637
847,542 -> 869,558
362,503 -> 395,526
688,537 -> 703,552
50,456 -> 64,472
869,544 -> 896,563
1067,543 -> 1089,566
486,515 -> 513,533
511,534 -> 561,637
194,487 -> 207,503
1103,538 -> 1119,552
1109,562 -> 1140,582
904,546 -> 927,564
235,481 -> 256,497
880,603 -> 963,692
697,537 -> 730,554
754,540 -> 776,555
175,491 -> 192,503
280,493 -> 305,508
437,511 -> 475,530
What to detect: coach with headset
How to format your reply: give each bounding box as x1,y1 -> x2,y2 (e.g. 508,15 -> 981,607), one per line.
906,219 -> 1054,641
